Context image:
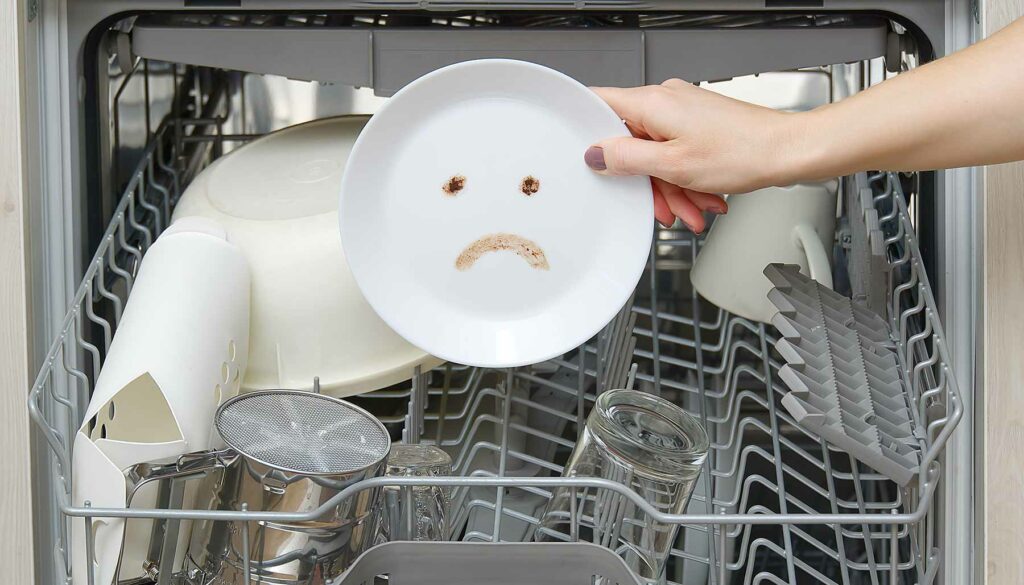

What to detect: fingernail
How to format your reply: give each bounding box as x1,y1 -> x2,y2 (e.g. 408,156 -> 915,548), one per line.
707,204 -> 727,215
584,146 -> 606,171
683,219 -> 703,234
659,220 -> 674,229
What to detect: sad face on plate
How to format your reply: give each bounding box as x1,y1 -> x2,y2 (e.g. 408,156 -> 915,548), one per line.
443,173 -> 551,272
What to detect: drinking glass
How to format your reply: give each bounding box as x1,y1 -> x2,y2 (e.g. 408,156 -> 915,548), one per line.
381,444 -> 453,541
536,389 -> 709,584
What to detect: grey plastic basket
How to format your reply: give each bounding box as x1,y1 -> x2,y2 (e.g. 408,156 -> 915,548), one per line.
336,542 -> 643,585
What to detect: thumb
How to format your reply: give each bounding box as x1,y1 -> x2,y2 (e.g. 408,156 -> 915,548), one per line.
585,137 -> 678,180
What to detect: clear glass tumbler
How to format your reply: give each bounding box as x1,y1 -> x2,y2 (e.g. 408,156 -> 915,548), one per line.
536,389 -> 709,584
380,444 -> 453,541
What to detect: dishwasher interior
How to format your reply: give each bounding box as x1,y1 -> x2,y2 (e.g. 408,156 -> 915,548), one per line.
27,8 -> 963,585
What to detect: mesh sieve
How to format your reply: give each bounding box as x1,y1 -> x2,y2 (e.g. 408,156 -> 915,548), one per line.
215,391 -> 390,475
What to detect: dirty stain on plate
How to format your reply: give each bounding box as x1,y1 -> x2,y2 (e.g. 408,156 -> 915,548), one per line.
456,233 -> 550,271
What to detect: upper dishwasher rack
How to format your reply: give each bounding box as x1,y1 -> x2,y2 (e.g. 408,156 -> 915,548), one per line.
27,68 -> 961,584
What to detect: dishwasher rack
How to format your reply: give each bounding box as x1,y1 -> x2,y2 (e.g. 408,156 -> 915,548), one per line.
27,65 -> 962,585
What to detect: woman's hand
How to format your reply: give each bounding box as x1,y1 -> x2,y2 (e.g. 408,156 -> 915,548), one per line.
587,17 -> 1024,232
586,79 -> 806,233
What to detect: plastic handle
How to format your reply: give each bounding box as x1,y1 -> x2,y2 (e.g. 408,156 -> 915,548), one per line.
793,223 -> 833,289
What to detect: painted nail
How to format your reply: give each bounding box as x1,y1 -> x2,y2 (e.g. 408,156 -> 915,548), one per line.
584,146 -> 607,171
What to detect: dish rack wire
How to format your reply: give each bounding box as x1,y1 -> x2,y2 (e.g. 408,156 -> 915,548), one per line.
27,65 -> 962,585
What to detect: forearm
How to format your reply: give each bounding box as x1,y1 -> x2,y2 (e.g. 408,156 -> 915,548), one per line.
783,18 -> 1024,183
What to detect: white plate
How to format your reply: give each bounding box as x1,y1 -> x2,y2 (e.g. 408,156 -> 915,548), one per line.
339,59 -> 652,367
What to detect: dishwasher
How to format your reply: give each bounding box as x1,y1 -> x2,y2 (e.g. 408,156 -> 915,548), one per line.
22,2 -> 977,585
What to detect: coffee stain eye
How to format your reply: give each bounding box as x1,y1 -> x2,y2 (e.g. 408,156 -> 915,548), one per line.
520,176 -> 540,196
442,175 -> 466,196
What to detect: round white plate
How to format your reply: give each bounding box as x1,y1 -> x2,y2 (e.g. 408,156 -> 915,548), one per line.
339,59 -> 652,367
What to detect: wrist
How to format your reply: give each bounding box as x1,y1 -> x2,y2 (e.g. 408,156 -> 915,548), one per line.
769,109 -> 832,187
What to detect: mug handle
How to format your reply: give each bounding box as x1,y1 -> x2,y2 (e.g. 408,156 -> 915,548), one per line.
793,224 -> 833,289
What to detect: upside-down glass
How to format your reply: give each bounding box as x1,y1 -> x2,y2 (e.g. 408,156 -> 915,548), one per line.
381,444 -> 453,541
535,389 -> 709,584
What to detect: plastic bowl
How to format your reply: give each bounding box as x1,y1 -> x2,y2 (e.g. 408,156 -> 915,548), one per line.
173,116 -> 443,396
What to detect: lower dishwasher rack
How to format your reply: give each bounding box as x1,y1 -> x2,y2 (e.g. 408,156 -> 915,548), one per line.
27,114 -> 962,585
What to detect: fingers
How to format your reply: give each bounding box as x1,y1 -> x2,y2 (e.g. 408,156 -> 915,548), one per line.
680,187 -> 728,215
651,179 -> 728,234
592,82 -> 689,139
590,86 -> 656,131
590,82 -> 728,232
660,78 -> 690,89
588,85 -> 681,182
624,121 -> 651,140
653,179 -> 706,234
591,149 -> 725,233
651,178 -> 725,214
651,182 -> 676,228
664,190 -> 706,234
586,136 -> 678,180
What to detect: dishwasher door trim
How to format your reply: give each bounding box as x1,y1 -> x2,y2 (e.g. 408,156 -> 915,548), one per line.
937,0 -> 981,582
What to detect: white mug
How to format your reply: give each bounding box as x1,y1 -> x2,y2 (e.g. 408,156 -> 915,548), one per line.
691,180 -> 838,324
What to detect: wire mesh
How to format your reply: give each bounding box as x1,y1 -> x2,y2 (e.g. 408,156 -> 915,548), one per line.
26,63 -> 959,585
215,391 -> 391,474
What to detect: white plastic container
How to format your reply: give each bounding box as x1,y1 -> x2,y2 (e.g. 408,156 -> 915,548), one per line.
173,116 -> 442,396
71,218 -> 251,585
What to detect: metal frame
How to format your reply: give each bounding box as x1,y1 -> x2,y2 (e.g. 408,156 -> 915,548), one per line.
26,72 -> 962,581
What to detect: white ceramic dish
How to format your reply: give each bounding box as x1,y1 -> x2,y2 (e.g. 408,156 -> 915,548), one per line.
339,59 -> 652,367
174,117 -> 443,395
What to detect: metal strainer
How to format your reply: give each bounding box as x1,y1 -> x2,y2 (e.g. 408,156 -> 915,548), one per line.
180,390 -> 391,584
215,390 -> 391,475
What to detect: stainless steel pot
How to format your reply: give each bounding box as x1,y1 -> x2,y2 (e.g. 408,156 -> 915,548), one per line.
165,390 -> 390,585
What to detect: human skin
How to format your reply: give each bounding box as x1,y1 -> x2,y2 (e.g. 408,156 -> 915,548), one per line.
584,17 -> 1024,233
